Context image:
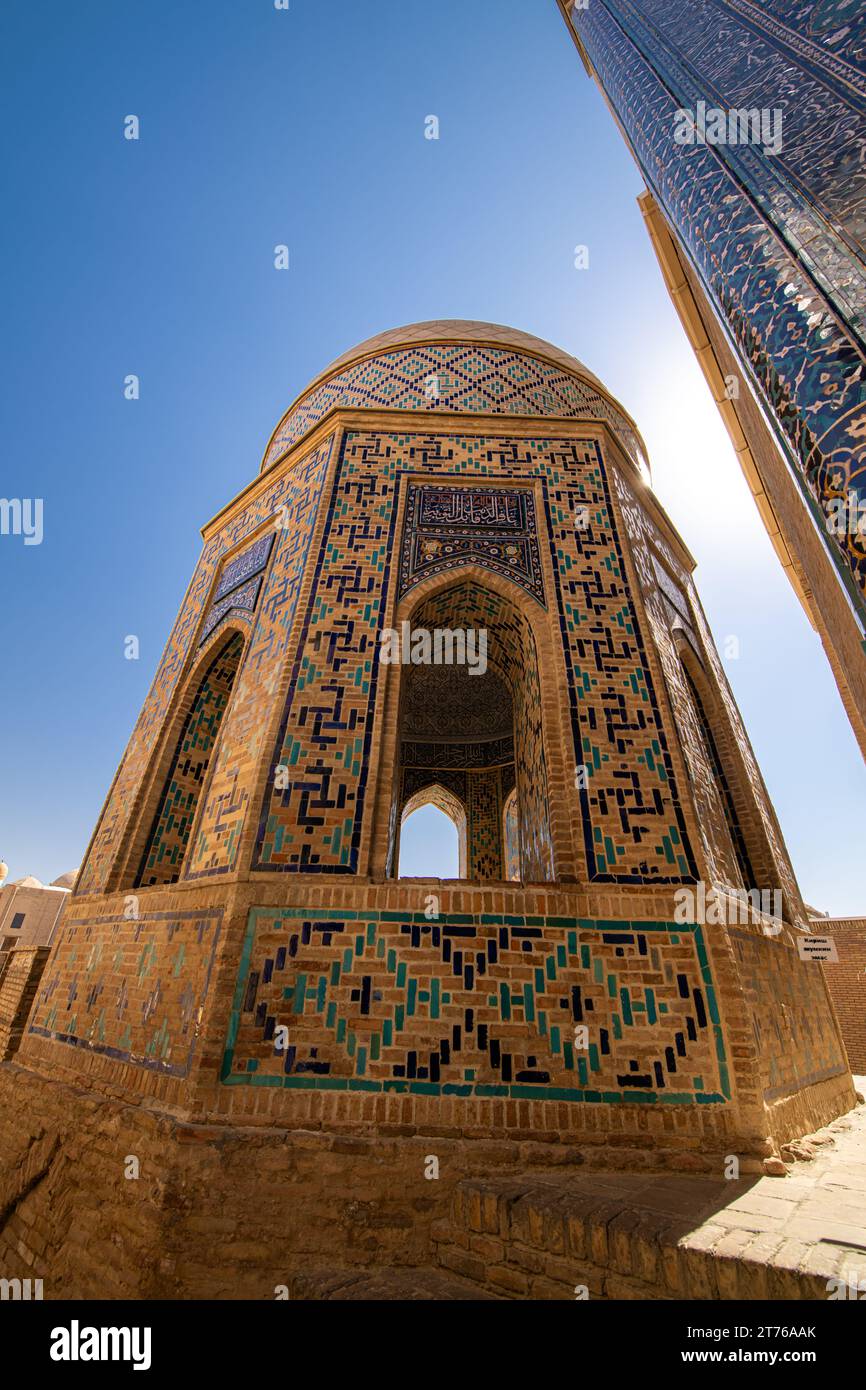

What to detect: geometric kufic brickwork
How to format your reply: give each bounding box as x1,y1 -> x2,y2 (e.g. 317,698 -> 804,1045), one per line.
253,431 -> 696,883
3,321 -> 858,1305
612,463 -> 803,910
31,321 -> 851,1162
185,444 -> 335,881
76,438 -> 333,896
221,908 -> 728,1104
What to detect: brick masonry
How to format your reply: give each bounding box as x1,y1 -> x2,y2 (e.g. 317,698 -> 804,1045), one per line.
820,919 -> 866,1073
0,949 -> 50,1061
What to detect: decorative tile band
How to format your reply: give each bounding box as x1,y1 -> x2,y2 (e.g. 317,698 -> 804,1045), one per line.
221,907 -> 729,1104
262,343 -> 649,475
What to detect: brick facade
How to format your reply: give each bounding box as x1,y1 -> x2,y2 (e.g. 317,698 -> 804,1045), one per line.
819,919 -> 866,1074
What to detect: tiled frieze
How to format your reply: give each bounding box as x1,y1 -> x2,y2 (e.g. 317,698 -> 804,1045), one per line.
398,483 -> 545,605
28,908 -> 223,1077
400,736 -> 515,769
262,343 -> 649,475
221,907 -> 728,1104
198,532 -> 275,647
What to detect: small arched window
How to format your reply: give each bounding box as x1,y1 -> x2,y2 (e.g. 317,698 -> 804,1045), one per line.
398,789 -> 466,879
135,631 -> 244,887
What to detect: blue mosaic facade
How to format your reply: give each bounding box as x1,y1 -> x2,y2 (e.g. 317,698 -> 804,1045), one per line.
564,0 -> 866,628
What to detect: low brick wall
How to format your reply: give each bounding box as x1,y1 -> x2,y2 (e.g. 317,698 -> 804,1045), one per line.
0,1060 -> 859,1300
0,1062 -> 601,1299
430,1173 -> 856,1301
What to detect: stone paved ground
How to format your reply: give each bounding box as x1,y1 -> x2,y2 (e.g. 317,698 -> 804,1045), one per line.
702,1079 -> 866,1292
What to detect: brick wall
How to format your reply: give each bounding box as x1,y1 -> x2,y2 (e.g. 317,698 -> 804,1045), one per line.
0,885 -> 68,950
0,948 -> 51,1060
820,920 -> 866,1074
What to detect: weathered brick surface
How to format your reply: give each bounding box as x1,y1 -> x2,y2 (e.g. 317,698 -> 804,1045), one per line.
429,1113 -> 866,1301
0,949 -> 50,1060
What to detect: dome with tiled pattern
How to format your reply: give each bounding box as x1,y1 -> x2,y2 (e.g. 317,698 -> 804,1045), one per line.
261,320 -> 649,478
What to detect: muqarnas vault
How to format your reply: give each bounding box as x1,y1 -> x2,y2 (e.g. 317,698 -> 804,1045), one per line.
0,322 -> 855,1296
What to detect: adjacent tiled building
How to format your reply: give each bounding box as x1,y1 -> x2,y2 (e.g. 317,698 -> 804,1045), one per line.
556,0 -> 866,756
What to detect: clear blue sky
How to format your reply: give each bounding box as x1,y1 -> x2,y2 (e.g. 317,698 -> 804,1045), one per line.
2,0 -> 863,913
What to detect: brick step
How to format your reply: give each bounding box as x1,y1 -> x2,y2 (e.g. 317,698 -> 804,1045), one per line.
431,1170 -> 847,1300
289,1266 -> 505,1300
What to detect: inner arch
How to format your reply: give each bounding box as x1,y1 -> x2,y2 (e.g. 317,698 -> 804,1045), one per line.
389,578 -> 554,882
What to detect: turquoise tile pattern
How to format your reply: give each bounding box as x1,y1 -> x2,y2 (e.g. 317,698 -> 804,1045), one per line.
221,907 -> 729,1104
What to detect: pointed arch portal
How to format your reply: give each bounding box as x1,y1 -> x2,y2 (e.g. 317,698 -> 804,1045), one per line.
390,577 -> 553,882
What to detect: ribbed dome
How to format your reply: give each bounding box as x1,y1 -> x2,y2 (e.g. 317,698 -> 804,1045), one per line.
261,320 -> 649,478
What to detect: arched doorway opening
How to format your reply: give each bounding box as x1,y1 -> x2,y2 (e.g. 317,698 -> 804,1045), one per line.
398,785 -> 466,878
388,578 -> 554,882
134,630 -> 244,887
